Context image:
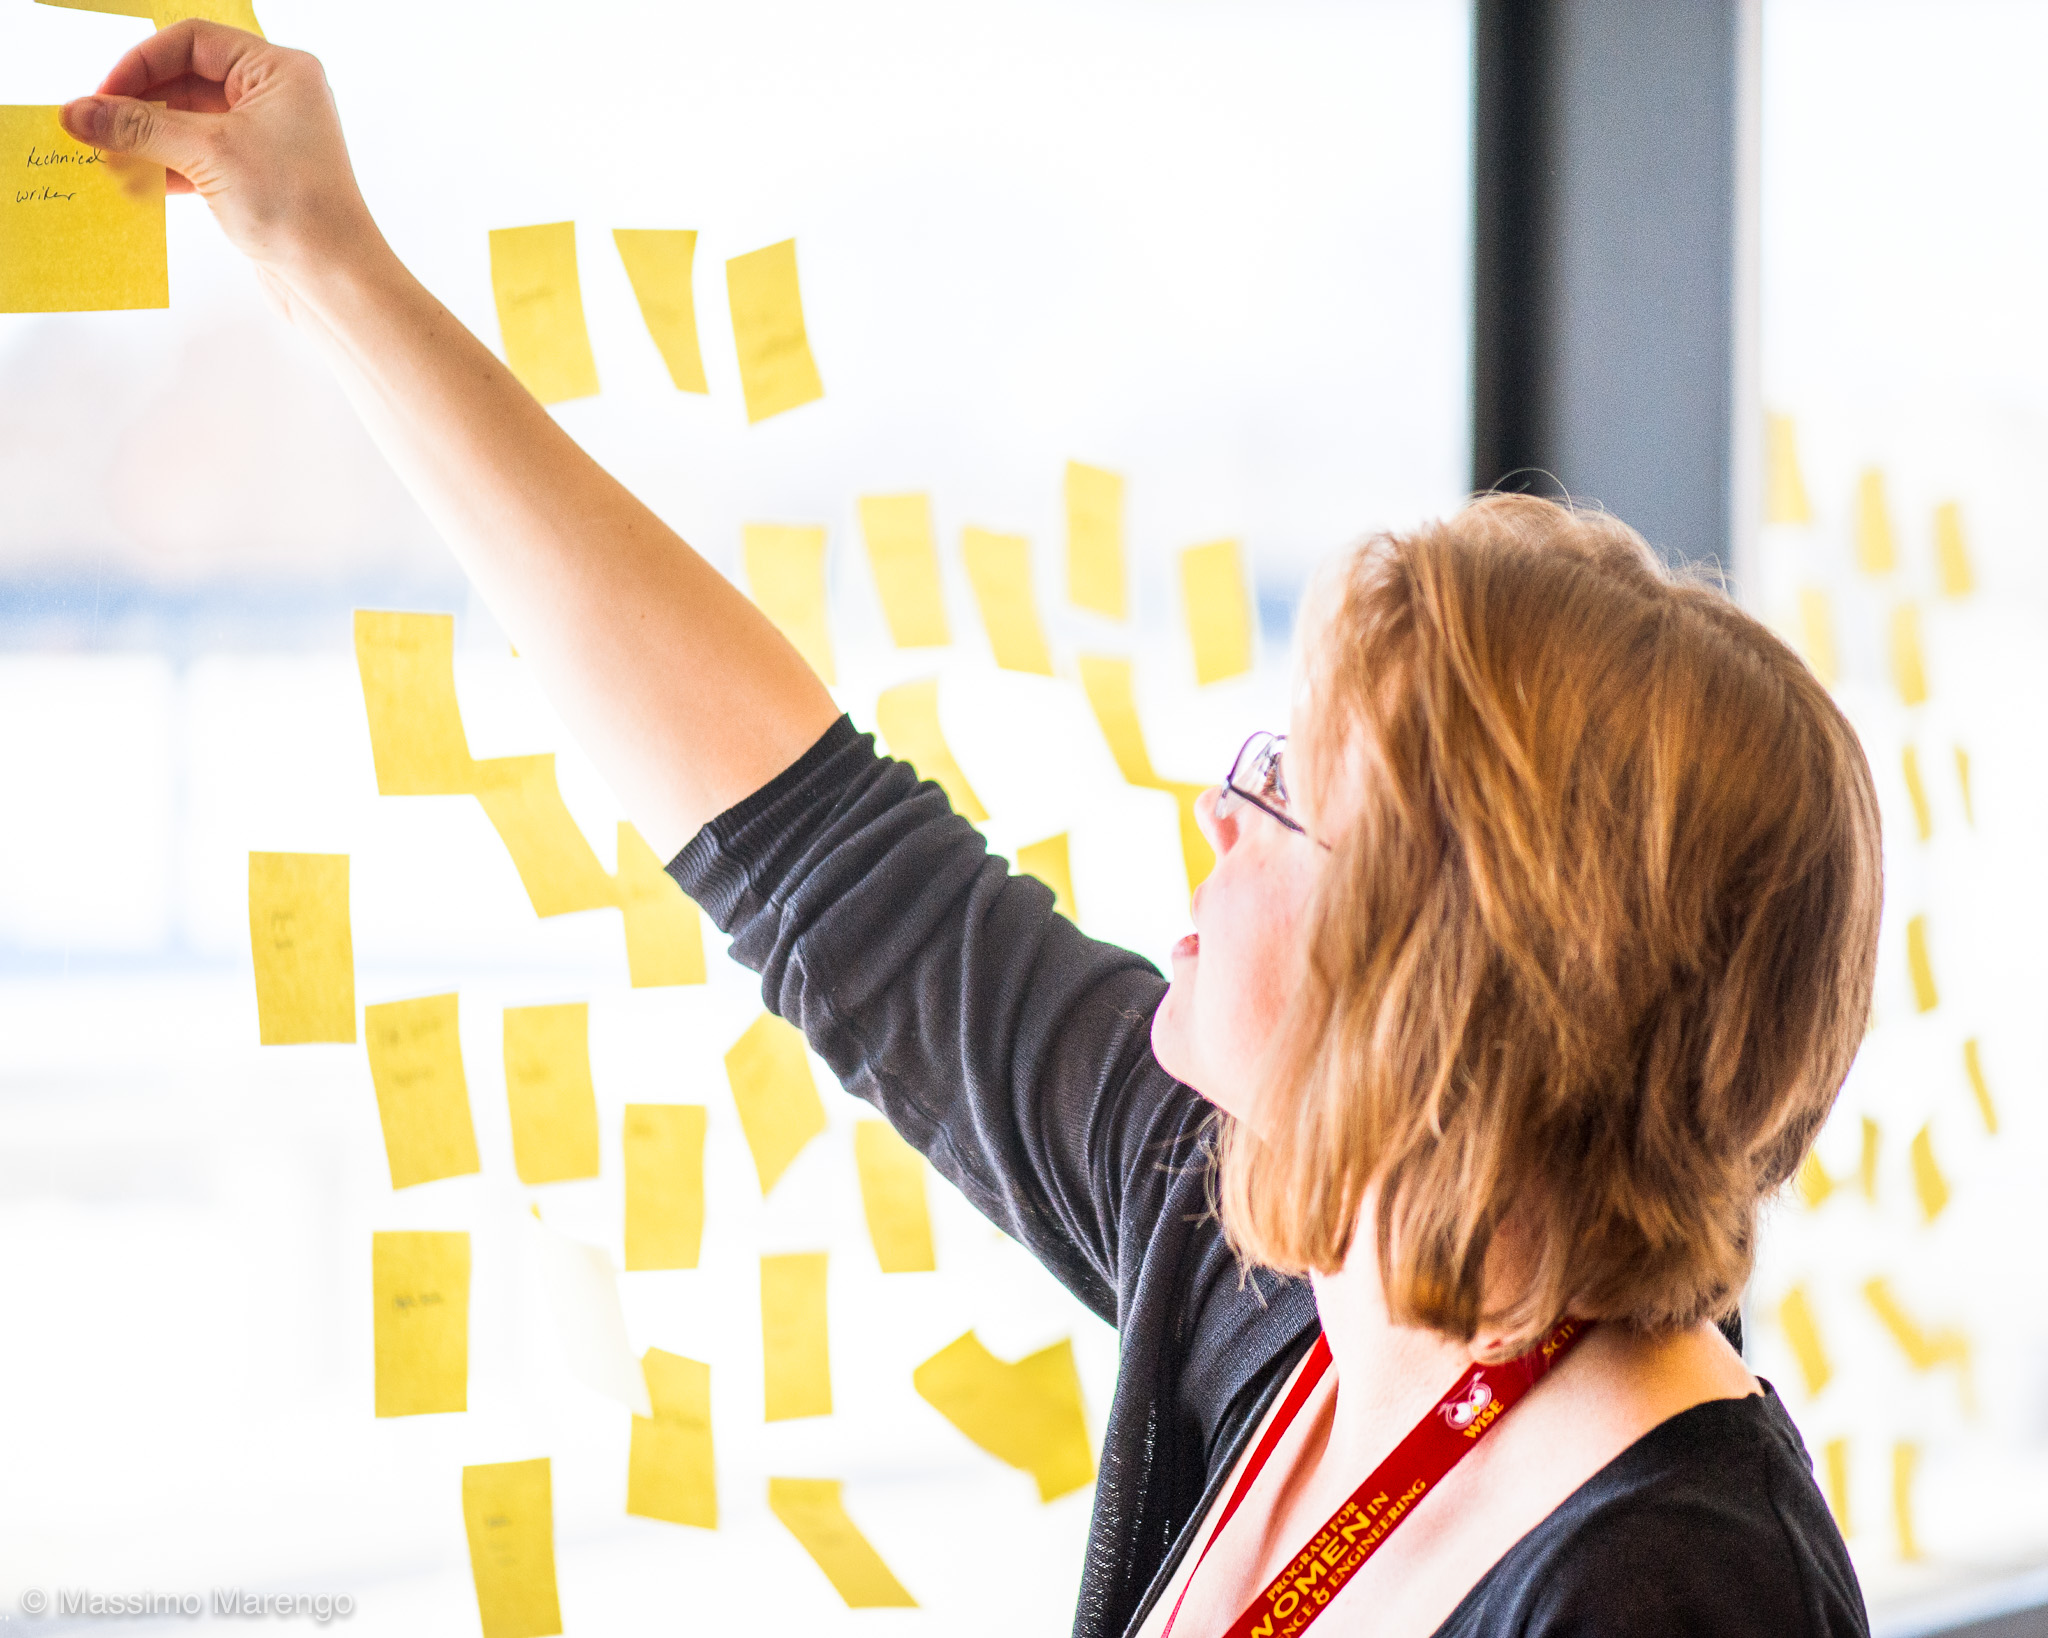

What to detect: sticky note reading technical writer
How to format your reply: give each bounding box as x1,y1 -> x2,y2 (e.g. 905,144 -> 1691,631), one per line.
1775,1285 -> 1830,1397
727,239 -> 823,423
1,107 -> 166,313
354,610 -> 479,794
875,679 -> 986,821
1017,833 -> 1078,922
373,1231 -> 469,1417
724,1014 -> 826,1194
761,1252 -> 831,1421
472,755 -> 619,917
365,993 -> 480,1189
535,1226 -> 650,1415
1764,414 -> 1811,525
628,1350 -> 716,1528
463,1459 -> 563,1638
769,1480 -> 917,1607
743,524 -> 835,683
613,229 -> 707,393
624,1104 -> 705,1271
854,1121 -> 934,1273
615,823 -> 705,986
963,528 -> 1054,675
248,852 -> 355,1044
914,1331 -> 1095,1501
858,495 -> 949,647
489,223 -> 599,406
504,1004 -> 600,1184
1066,462 -> 1126,619
1180,539 -> 1254,685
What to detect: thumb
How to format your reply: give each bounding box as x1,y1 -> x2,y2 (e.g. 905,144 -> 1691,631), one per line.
60,96 -> 219,183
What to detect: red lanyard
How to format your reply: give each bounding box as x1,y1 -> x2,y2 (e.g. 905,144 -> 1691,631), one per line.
1162,1317 -> 1590,1638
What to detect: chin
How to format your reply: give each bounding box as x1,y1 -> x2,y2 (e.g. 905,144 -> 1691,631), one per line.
1148,990 -> 1197,1086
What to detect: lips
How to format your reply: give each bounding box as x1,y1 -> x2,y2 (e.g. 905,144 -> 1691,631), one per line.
1172,932 -> 1199,962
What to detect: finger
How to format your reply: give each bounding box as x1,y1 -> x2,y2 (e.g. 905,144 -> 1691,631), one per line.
59,95 -> 219,180
98,18 -> 268,102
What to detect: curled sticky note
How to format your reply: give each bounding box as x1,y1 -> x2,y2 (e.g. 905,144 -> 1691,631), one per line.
1893,1442 -> 1923,1561
535,1226 -> 650,1416
1963,1039 -> 1998,1135
629,1350 -> 716,1528
489,222 -> 598,406
462,1459 -> 563,1638
1859,1116 -> 1880,1201
875,678 -> 987,821
472,755 -> 620,917
963,527 -> 1054,675
1908,1125 -> 1950,1224
1905,915 -> 1938,1013
1796,587 -> 1838,689
1889,603 -> 1929,707
613,229 -> 707,393
914,1331 -> 1095,1502
854,1121 -> 935,1274
615,823 -> 705,986
1066,462 -> 1126,620
727,239 -> 823,423
1,106 -> 166,314
504,1003 -> 600,1185
1764,414 -> 1812,525
1793,1152 -> 1833,1210
624,1104 -> 705,1271
354,610 -> 479,794
1775,1285 -> 1830,1398
1933,501 -> 1973,598
1856,469 -> 1896,576
724,1015 -> 827,1195
761,1252 -> 831,1421
1180,540 -> 1254,685
858,494 -> 949,647
1016,833 -> 1078,922
33,0 -> 154,17
373,1230 -> 469,1417
768,1479 -> 916,1607
1863,1277 -> 1973,1413
1823,1438 -> 1850,1536
365,993 -> 480,1190
1901,746 -> 1932,842
743,523 -> 835,683
248,852 -> 355,1045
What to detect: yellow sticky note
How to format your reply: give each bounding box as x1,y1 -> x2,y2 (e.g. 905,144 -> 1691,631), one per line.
962,527 -> 1054,675
462,1459 -> 563,1638
1764,413 -> 1811,525
489,222 -> 599,406
472,755 -> 620,918
768,1479 -> 917,1607
615,823 -> 705,987
724,1014 -> 827,1194
1797,587 -> 1838,689
1954,745 -> 1973,825
743,523 -> 834,683
613,228 -> 706,393
1963,1038 -> 1998,1135
1856,468 -> 1896,576
1016,833 -> 1078,921
503,1004 -> 600,1185
248,852 -> 355,1045
1893,1442 -> 1922,1562
1932,501 -> 1973,598
628,1349 -> 716,1528
1163,781 -> 1217,894
1863,1277 -> 1973,1410
1823,1439 -> 1851,1536
1078,654 -> 1159,785
1179,540 -> 1254,685
365,993 -> 480,1190
1901,745 -> 1932,842
761,1252 -> 831,1421
151,0 -> 263,29
1775,1286 -> 1830,1398
1905,915 -> 1938,1013
1794,1152 -> 1833,1210
1908,1124 -> 1949,1224
33,0 -> 154,17
0,106 -> 166,314
853,1121 -> 935,1274
875,678 -> 987,821
1859,1116 -> 1881,1202
857,494 -> 949,647
353,610 -> 480,795
372,1230 -> 468,1417
1065,461 -> 1126,620
913,1331 -> 1095,1502
1889,603 -> 1928,707
727,239 -> 823,423
624,1104 -> 705,1271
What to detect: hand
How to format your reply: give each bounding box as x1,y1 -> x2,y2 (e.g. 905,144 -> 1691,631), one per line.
61,21 -> 388,299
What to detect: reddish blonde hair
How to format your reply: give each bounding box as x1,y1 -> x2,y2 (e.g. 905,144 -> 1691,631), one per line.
1218,494 -> 1882,1353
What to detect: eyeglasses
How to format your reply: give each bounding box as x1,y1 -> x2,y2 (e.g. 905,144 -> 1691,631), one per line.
1215,731 -> 1330,848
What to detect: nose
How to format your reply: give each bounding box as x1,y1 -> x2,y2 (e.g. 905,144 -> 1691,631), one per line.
1195,784 -> 1235,852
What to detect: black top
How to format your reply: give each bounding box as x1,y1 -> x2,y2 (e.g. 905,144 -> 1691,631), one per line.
670,716 -> 1868,1638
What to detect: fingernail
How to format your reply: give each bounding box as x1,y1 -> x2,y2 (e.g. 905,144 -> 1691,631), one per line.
61,98 -> 106,145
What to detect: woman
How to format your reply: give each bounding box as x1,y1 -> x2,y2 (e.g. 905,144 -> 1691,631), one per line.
64,25 -> 1880,1636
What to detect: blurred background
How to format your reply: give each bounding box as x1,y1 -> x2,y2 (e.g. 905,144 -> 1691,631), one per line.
0,0 -> 2042,1633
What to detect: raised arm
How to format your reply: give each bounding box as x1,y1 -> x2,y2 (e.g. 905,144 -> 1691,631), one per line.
64,23 -> 837,858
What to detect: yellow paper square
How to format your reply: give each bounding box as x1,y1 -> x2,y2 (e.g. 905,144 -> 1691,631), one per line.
1901,745 -> 1932,842
1775,1285 -> 1829,1398
462,1459 -> 563,1638
727,239 -> 823,423
353,610 -> 479,795
489,222 -> 599,406
743,523 -> 835,683
1856,468 -> 1896,576
1016,833 -> 1078,922
1933,500 -> 1973,598
853,1121 -> 935,1274
761,1252 -> 831,1421
1065,461 -> 1126,620
152,0 -> 264,30
628,1349 -> 717,1528
615,823 -> 705,986
1963,1038 -> 1998,1135
1905,914 -> 1938,1013
1908,1124 -> 1950,1224
504,1003 -> 600,1185
471,755 -> 620,917
723,1014 -> 826,1194
913,1331 -> 1095,1502
1822,1437 -> 1850,1536
613,228 -> 707,393
858,494 -> 949,647
1077,654 -> 1158,785
769,1479 -> 916,1607
33,0 -> 155,17
1893,1441 -> 1922,1561
0,106 -> 166,313
1180,540 -> 1254,685
1889,602 -> 1928,707
248,852 -> 355,1044
874,678 -> 986,821
1763,414 -> 1811,525
624,1104 -> 705,1271
373,1230 -> 468,1417
365,993 -> 480,1190
961,527 -> 1054,675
